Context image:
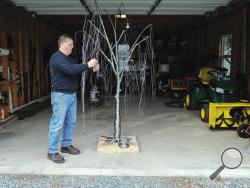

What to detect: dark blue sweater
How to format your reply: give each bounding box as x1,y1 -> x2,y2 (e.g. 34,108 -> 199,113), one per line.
49,51 -> 89,93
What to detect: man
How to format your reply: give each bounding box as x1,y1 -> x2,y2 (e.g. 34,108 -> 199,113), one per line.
48,34 -> 99,163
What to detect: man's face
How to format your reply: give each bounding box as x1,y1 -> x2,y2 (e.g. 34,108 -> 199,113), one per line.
60,39 -> 74,56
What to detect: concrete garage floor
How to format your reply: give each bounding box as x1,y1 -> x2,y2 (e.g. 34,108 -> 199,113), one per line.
0,97 -> 250,179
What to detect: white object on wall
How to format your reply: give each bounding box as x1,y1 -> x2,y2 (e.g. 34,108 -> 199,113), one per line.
0,48 -> 9,56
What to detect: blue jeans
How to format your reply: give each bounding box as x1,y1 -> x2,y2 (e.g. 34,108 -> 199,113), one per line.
48,92 -> 77,154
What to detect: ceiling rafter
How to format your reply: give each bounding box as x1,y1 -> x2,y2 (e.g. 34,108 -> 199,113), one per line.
0,0 -> 15,7
10,0 -> 234,16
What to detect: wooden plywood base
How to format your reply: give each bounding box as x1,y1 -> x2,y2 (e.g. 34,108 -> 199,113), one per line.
97,136 -> 139,154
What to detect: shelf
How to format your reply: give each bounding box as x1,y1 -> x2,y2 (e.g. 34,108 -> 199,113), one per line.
9,79 -> 18,82
0,114 -> 16,125
0,81 -> 9,84
0,79 -> 18,84
0,31 -> 20,119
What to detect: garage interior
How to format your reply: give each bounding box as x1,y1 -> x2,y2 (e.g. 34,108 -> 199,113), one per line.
1,0 -> 250,182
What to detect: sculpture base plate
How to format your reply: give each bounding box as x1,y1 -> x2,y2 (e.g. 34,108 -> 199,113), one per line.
97,136 -> 139,154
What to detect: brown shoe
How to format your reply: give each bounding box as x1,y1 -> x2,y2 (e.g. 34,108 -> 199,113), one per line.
47,152 -> 65,163
61,145 -> 80,155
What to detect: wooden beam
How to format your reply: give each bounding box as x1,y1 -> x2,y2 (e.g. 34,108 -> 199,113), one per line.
228,0 -> 250,7
242,7 -> 247,73
0,0 -> 15,7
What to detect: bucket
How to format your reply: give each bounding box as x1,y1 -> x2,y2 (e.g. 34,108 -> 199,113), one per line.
158,64 -> 169,73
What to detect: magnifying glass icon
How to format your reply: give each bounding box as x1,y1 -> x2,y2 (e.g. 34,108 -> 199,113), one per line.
210,148 -> 243,180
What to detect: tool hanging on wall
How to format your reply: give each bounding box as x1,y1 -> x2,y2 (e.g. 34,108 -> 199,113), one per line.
8,85 -> 13,113
0,105 -> 4,120
28,41 -> 36,101
23,72 -> 28,103
0,64 -> 3,82
0,48 -> 9,82
0,91 -> 8,105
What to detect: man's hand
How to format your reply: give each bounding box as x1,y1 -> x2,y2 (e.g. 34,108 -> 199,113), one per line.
87,58 -> 98,68
93,63 -> 100,72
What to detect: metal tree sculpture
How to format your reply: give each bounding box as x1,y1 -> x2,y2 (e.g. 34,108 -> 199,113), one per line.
79,11 -> 154,143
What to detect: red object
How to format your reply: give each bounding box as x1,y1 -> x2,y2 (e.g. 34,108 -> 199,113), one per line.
0,107 -> 4,119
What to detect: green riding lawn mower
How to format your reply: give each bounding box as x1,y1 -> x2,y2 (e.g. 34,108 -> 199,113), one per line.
184,67 -> 236,112
184,67 -> 250,138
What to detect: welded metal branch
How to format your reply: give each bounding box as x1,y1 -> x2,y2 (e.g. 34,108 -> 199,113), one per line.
79,0 -> 93,16
148,0 -> 162,15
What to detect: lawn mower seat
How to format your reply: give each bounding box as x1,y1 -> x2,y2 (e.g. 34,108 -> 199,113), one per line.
198,67 -> 214,84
